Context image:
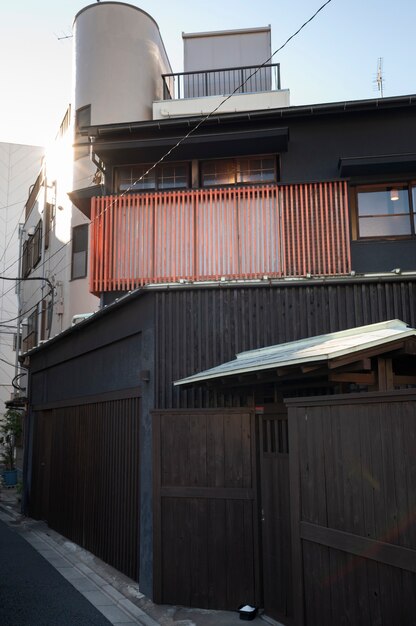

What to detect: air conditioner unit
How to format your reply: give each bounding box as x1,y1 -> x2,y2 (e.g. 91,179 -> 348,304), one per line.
71,313 -> 93,326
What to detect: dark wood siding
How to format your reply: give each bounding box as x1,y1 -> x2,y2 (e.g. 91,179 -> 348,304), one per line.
288,391 -> 416,626
153,409 -> 260,609
29,393 -> 140,581
259,408 -> 293,624
155,279 -> 416,409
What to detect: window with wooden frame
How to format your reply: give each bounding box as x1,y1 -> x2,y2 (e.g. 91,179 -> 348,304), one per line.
44,202 -> 54,249
74,105 -> 91,160
22,238 -> 32,278
23,307 -> 38,352
353,183 -> 416,239
32,221 -> 42,268
22,220 -> 42,276
71,224 -> 89,280
40,298 -> 51,340
115,162 -> 190,192
200,155 -> 278,187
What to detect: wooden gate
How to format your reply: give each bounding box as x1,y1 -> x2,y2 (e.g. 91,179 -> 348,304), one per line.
153,409 -> 260,609
288,390 -> 416,626
29,391 -> 141,580
259,406 -> 293,624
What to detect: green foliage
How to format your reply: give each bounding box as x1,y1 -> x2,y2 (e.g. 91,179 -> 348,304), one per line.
0,409 -> 23,471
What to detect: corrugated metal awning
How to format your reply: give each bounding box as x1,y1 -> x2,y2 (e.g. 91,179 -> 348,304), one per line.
174,319 -> 416,386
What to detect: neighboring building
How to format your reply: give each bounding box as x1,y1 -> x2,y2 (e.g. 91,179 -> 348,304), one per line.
21,2 -> 416,625
0,142 -> 44,408
17,1 -> 173,392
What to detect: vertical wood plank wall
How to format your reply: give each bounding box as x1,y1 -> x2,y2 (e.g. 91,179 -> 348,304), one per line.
30,396 -> 141,581
153,409 -> 260,610
260,410 -> 293,624
154,280 -> 416,409
288,391 -> 416,626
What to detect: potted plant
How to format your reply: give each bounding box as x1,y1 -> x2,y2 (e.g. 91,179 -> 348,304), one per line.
0,409 -> 22,487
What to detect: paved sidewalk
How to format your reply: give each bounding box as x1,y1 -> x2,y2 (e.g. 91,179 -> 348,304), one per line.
0,488 -> 268,626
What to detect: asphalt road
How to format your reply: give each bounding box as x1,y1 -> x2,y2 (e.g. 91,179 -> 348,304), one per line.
0,518 -> 111,626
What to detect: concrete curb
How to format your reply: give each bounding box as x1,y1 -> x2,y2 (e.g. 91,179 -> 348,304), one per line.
0,494 -> 271,625
0,501 -> 158,626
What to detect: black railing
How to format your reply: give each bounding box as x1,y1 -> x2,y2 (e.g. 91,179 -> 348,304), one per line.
162,63 -> 281,100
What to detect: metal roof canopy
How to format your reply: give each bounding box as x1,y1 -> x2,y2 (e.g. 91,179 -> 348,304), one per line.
174,319 -> 416,387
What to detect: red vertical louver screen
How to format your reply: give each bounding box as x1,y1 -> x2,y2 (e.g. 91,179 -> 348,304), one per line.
90,181 -> 350,294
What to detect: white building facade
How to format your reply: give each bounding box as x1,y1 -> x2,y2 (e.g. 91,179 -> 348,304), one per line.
0,142 -> 44,408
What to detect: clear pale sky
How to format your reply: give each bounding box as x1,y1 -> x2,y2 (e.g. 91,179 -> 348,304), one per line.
1,0 -> 415,147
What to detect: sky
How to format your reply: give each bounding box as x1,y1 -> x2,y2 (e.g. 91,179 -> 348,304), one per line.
1,0 -> 415,147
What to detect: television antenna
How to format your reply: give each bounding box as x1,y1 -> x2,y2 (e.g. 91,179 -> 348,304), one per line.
55,32 -> 73,41
375,57 -> 384,97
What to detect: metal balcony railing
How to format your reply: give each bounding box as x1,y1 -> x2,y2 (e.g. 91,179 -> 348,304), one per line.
90,181 -> 350,294
161,63 -> 281,100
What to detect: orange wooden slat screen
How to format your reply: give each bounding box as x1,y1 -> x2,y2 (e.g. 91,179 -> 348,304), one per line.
90,181 -> 350,294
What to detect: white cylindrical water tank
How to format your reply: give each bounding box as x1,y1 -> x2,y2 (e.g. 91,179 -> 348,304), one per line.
73,2 -> 172,126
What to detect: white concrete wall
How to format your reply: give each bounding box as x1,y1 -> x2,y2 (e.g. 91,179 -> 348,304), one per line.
153,89 -> 290,119
0,143 -> 44,407
72,2 -> 172,196
73,2 -> 171,127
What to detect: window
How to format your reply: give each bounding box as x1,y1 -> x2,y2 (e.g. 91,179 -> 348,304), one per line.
201,156 -> 277,187
355,184 -> 416,238
23,307 -> 38,352
44,202 -> 54,249
22,220 -> 42,277
32,221 -> 42,267
41,298 -> 51,340
74,105 -> 91,160
22,238 -> 31,278
116,162 -> 189,192
71,224 -> 89,279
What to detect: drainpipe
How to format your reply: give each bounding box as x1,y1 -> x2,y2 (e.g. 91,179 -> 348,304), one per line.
14,224 -> 24,399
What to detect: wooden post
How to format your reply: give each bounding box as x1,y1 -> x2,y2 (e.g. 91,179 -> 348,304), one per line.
377,357 -> 394,391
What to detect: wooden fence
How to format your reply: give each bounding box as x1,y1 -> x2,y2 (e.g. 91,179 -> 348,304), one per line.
288,390 -> 416,626
29,393 -> 141,581
152,409 -> 260,609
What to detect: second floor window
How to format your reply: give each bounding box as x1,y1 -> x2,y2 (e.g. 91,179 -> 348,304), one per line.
22,221 -> 42,277
71,224 -> 89,279
355,184 -> 416,238
23,307 -> 38,352
201,156 -> 277,187
116,162 -> 189,192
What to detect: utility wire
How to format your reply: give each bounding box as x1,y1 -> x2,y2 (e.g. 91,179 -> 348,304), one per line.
0,295 -> 46,326
0,276 -> 54,336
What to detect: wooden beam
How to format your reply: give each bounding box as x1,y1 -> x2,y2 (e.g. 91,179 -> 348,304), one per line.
328,341 -> 405,370
300,521 -> 416,574
329,372 -> 376,385
331,358 -> 372,372
393,375 -> 416,385
301,364 -> 324,373
404,338 -> 416,355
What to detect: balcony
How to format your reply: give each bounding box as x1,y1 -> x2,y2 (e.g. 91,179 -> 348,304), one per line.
90,182 -> 350,294
153,63 -> 290,120
161,63 -> 281,100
